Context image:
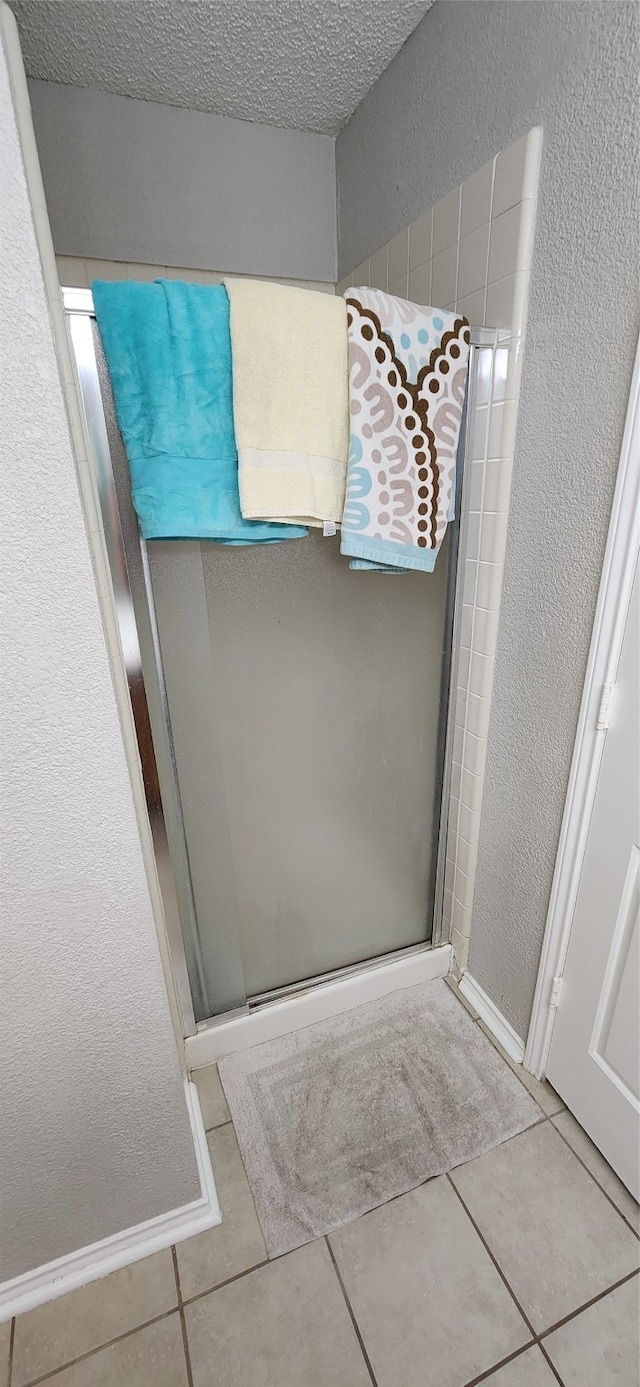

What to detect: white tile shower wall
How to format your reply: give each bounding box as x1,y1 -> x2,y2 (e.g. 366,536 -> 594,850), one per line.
337,128 -> 542,972
56,256 -> 335,295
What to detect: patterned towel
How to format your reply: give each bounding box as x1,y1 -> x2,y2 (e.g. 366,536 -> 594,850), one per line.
340,290 -> 470,572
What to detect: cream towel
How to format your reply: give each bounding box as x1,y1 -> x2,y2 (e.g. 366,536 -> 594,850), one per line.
224,278 -> 349,527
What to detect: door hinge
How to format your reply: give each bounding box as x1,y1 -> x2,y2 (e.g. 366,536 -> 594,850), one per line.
549,976 -> 563,1010
596,680 -> 616,731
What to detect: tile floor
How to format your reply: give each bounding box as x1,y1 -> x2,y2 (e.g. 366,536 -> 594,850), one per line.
4,988 -> 639,1387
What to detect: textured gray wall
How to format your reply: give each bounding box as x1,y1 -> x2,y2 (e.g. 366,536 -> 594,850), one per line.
10,0 -> 434,135
336,1 -> 640,1036
1,20 -> 200,1282
28,79 -> 337,280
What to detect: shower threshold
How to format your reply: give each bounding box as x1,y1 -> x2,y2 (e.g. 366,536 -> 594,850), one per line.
185,940 -> 452,1067
248,939 -> 437,1010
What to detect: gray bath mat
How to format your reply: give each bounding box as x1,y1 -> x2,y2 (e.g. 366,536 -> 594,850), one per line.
218,978 -> 539,1258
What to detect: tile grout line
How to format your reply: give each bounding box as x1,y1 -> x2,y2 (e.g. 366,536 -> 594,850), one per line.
204,1117 -> 233,1134
182,1257 -> 272,1308
449,351 -> 478,924
172,1245 -> 194,1387
537,1338 -> 566,1386
452,334 -> 499,933
324,1237 -> 379,1387
445,1172 -> 539,1339
15,1249 -> 635,1387
482,156 -> 497,327
448,1172 -> 640,1371
10,1199 -> 636,1386
424,993 -> 633,1281
7,1317 -> 14,1387
537,1267 -> 640,1343
15,1310 -> 178,1387
549,1119 -> 640,1240
470,1014 -> 563,1118
449,1170 -> 567,1387
13,1058 -> 636,1387
438,1118 -> 555,1192
473,978 -> 638,1242
459,1339 -> 537,1387
487,1113 -> 552,1140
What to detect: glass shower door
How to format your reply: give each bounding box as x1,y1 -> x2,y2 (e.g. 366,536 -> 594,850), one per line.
196,527 -> 450,998
146,524 -> 450,1009
68,293 -> 468,1022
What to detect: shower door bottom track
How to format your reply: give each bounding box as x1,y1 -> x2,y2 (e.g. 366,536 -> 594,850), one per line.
186,939 -> 452,1066
247,939 -> 435,1012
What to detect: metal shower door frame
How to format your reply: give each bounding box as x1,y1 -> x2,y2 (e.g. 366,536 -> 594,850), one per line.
64,288 -> 205,1034
64,284 -> 494,1034
431,328 -> 499,946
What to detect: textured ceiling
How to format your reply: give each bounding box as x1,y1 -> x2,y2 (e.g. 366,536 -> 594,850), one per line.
10,0 -> 434,134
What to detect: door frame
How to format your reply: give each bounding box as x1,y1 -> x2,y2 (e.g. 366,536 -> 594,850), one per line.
65,290 -> 494,1051
525,337 -> 640,1079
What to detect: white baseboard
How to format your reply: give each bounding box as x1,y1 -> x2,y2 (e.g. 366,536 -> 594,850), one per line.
459,973 -> 525,1065
0,1080 -> 220,1323
187,944 -> 453,1067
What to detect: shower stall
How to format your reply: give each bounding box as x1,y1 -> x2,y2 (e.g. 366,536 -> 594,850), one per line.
64,286 -> 496,1042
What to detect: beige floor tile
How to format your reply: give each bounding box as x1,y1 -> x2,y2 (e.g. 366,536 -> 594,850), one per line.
37,1313 -> 188,1387
444,973 -> 480,1019
192,1064 -> 230,1130
451,1123 -> 640,1332
516,1074 -> 564,1118
0,1319 -> 11,1387
176,1124 -> 266,1299
185,1240 -> 371,1387
329,1176 -> 529,1387
483,1345 -> 558,1385
12,1251 -> 177,1386
552,1110 -> 640,1231
543,1274 -> 640,1386
476,1021 -> 564,1115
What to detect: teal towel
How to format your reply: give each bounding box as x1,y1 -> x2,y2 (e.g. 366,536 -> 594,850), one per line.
92,279 -> 307,544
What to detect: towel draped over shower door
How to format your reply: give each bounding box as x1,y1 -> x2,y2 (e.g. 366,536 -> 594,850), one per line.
341,289 -> 470,572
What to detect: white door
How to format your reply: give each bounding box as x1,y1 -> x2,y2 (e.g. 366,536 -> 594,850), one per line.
546,561 -> 639,1197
